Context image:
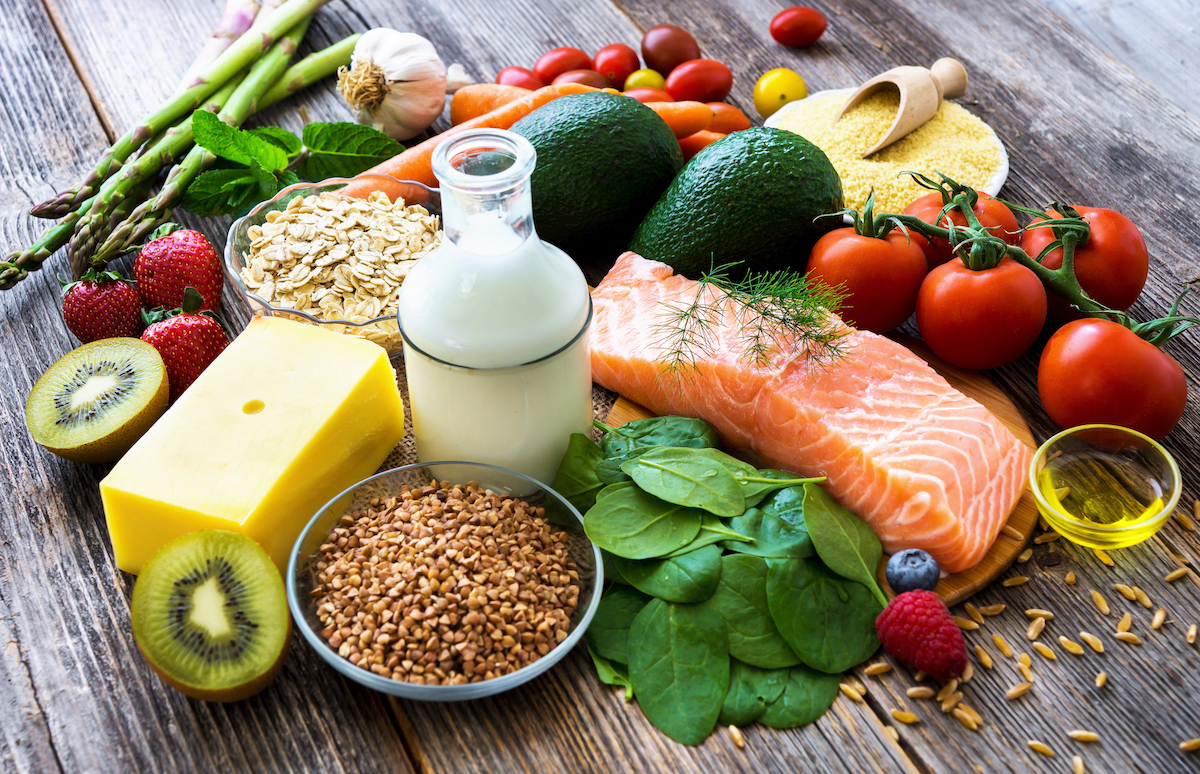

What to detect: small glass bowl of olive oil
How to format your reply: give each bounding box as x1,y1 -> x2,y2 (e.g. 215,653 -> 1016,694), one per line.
1030,424 -> 1181,549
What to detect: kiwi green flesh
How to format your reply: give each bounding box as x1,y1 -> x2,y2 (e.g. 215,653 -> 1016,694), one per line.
131,530 -> 290,702
25,338 -> 168,463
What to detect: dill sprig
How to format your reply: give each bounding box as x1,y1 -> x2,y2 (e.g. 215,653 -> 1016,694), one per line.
653,262 -> 849,381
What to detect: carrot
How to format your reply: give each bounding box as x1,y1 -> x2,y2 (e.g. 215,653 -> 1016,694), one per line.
678,130 -> 726,161
706,102 -> 752,134
450,83 -> 532,126
645,101 -> 715,139
340,83 -> 600,195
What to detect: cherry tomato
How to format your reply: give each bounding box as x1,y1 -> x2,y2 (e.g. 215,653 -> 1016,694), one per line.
623,87 -> 674,103
1038,318 -> 1186,440
753,68 -> 807,119
916,257 -> 1047,369
593,44 -> 640,89
1020,206 -> 1149,324
706,102 -> 752,133
902,192 -> 1019,272
641,24 -> 701,75
807,228 -> 928,333
552,69 -> 610,88
624,68 -> 667,91
770,6 -> 828,47
533,47 -> 592,85
665,59 -> 733,102
495,66 -> 544,90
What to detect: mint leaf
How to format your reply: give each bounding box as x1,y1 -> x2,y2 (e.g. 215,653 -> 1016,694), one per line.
181,160 -> 281,217
276,169 -> 301,189
299,122 -> 403,181
250,126 -> 303,158
192,110 -> 288,171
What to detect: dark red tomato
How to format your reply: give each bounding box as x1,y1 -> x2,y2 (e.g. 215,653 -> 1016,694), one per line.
916,257 -> 1047,369
495,66 -> 544,90
533,47 -> 592,85
770,6 -> 827,47
593,44 -> 640,88
623,87 -> 674,103
806,229 -> 928,333
665,59 -> 733,102
552,69 -> 611,88
641,24 -> 701,75
902,193 -> 1020,271
1039,318 -> 1186,440
1020,206 -> 1149,324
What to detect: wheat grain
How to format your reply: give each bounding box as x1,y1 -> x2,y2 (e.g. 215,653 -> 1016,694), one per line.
1019,662 -> 1035,682
993,634 -> 1014,657
1033,642 -> 1056,660
914,670 -> 927,681
1178,509 -> 1196,532
978,604 -> 1006,616
953,706 -> 979,730
1094,671 -> 1107,688
906,686 -> 935,699
1188,624 -> 1197,644
1059,636 -> 1085,655
954,616 -> 980,631
961,662 -> 975,682
1002,524 -> 1024,540
974,644 -> 994,669
964,603 -> 985,625
1027,616 -> 1046,640
1090,590 -> 1110,615
1026,608 -> 1055,620
1165,567 -> 1188,582
728,725 -> 745,748
891,709 -> 918,724
1114,583 -> 1136,600
839,683 -> 864,702
1080,632 -> 1104,653
940,691 -> 963,713
1180,738 -> 1200,752
1133,586 -> 1152,608
1117,612 -> 1132,632
1039,515 -> 1050,532
884,726 -> 899,742
1019,652 -> 1032,667
1035,532 -> 1061,544
1029,740 -> 1055,756
936,679 -> 960,702
1072,754 -> 1085,774
864,662 -> 892,676
1065,571 -> 1077,585
1068,730 -> 1100,742
959,703 -> 983,724
1094,548 -> 1114,566
1005,682 -> 1032,699
1115,631 -> 1142,645
1003,576 -> 1029,587
1152,608 -> 1166,630
1018,547 -> 1034,563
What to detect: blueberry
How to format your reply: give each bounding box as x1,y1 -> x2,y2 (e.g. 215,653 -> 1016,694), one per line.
886,549 -> 940,593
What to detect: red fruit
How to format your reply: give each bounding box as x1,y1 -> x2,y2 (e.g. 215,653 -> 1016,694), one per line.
592,43 -> 640,88
134,227 -> 224,312
61,269 -> 143,343
495,66 -> 544,90
533,47 -> 592,85
875,590 -> 967,681
141,289 -> 229,401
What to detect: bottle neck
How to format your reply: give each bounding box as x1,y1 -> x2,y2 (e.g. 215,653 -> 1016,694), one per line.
432,130 -> 537,255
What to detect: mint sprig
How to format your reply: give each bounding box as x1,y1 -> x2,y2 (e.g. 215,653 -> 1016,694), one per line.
299,122 -> 404,181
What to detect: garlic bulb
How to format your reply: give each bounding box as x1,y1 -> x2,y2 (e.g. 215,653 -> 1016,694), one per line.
338,29 -> 447,140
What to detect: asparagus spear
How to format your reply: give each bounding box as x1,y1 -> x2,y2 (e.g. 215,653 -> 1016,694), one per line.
90,19 -> 312,266
176,0 -> 264,92
258,32 -> 360,108
31,0 -> 330,219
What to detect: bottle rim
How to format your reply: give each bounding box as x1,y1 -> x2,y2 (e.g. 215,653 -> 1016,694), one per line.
431,129 -> 537,193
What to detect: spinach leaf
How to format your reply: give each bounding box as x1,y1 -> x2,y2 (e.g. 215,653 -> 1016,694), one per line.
766,558 -> 882,674
723,486 -> 814,559
802,483 -> 889,608
584,486 -> 703,559
600,549 -> 629,585
662,512 -> 751,558
595,416 -> 719,457
621,447 -> 745,517
596,481 -> 636,501
628,599 -> 729,746
759,663 -> 841,728
737,468 -> 825,508
551,433 -> 606,514
613,544 -> 723,603
700,554 -> 800,669
588,644 -> 634,701
587,586 -> 652,663
719,659 -> 789,726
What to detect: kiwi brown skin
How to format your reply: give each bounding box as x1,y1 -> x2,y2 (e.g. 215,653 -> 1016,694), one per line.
136,619 -> 292,703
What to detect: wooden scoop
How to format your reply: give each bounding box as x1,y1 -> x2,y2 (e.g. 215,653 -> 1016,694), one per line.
834,58 -> 968,157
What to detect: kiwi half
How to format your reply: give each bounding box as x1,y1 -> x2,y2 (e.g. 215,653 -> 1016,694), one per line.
25,338 -> 168,463
130,530 -> 291,702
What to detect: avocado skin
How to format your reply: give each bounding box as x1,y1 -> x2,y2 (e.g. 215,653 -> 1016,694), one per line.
511,92 -> 683,264
629,126 -> 844,279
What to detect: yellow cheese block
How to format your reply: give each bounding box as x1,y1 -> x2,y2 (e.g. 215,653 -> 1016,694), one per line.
101,316 -> 406,575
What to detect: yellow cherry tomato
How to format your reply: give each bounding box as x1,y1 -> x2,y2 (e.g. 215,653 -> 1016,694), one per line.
753,68 -> 807,119
624,68 -> 667,91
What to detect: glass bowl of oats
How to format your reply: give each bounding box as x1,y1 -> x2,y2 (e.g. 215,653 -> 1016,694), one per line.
225,175 -> 442,354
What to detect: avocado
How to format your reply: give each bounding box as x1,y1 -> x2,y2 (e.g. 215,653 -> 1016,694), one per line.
511,92 -> 683,266
629,127 -> 844,278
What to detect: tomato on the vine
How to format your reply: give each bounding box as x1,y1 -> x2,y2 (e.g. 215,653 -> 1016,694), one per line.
641,24 -> 701,75
533,47 -> 592,85
807,228 -> 928,333
915,257 -> 1047,369
1038,318 -> 1186,440
902,192 -> 1019,271
770,7 -> 827,47
665,59 -> 732,102
593,44 -> 640,89
1019,206 -> 1149,324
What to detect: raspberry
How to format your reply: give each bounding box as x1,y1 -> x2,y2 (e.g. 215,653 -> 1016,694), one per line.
875,590 -> 967,681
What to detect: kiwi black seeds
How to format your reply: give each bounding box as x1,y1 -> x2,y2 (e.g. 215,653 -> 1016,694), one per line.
312,480 -> 579,685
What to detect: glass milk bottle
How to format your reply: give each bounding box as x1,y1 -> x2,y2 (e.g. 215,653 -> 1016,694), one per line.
397,129 -> 592,486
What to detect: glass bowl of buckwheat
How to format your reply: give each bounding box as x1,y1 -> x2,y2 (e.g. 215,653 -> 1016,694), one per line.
286,461 -> 603,700
224,175 -> 442,354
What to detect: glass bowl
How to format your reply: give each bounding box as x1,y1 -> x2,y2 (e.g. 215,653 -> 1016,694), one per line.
1030,424 -> 1181,549
224,175 -> 441,354
286,461 -> 602,701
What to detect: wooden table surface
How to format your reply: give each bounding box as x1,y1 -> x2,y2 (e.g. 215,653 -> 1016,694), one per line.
4,1 -> 1200,772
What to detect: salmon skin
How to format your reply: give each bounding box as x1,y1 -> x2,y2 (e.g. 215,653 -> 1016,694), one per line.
589,253 -> 1030,573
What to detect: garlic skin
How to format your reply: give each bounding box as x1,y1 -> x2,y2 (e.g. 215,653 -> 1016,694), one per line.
338,29 -> 447,140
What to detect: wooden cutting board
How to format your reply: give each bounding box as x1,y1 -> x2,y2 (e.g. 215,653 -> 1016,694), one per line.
604,334 -> 1037,606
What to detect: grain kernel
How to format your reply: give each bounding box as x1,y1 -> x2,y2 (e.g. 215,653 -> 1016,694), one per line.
847,676 -> 867,694
954,615 -> 980,631
1058,635 -> 1085,655
913,670 -> 926,681
961,662 -> 975,683
1181,738 -> 1200,752
1152,608 -> 1167,630
978,604 -> 1006,616
953,707 -> 978,730
1093,548 -> 1114,566
1090,590 -> 1110,615
958,703 -> 983,724
1178,508 -> 1196,532
884,726 -> 899,742
964,603 -> 985,625
891,709 -> 918,724
1033,642 -> 1056,660
839,683 -> 864,702
1095,671 -> 1108,688
1026,616 -> 1046,641
1068,730 -> 1100,742
864,662 -> 892,676
1080,632 -> 1104,653
1019,662 -> 1035,682
1002,524 -> 1024,540
940,691 -> 962,713
1115,631 -> 1142,645
1017,547 -> 1034,563
1034,532 -> 1060,544
728,725 -> 745,748
1018,652 -> 1032,667
1118,612 -> 1132,632
1114,583 -> 1136,600
1025,608 -> 1055,620
906,686 -> 935,699
1165,567 -> 1188,582
1005,681 -> 1032,700
935,679 -> 959,701
1133,586 -> 1152,608
1002,576 -> 1028,587
993,634 -> 1013,657
1028,740 -> 1055,757
1065,571 -> 1077,585
1072,754 -> 1085,774
974,644 -> 993,669
1188,624 -> 1197,644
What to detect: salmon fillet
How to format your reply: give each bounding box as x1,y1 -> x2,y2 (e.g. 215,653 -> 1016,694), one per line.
590,253 -> 1031,573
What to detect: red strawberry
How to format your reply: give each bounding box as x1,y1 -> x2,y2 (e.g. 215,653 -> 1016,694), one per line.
61,269 -> 143,343
134,224 -> 223,312
141,288 -> 229,401
875,590 -> 967,681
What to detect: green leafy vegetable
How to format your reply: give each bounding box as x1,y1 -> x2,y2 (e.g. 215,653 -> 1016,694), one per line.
600,549 -> 629,585
719,659 -> 789,726
701,554 -> 800,669
627,599 -> 729,746
595,417 -> 720,457
758,664 -> 841,728
596,481 -> 636,501
249,126 -> 303,158
587,586 -> 652,663
724,486 -> 814,559
588,644 -> 634,701
802,483 -> 888,608
551,433 -> 606,514
621,447 -> 745,517
299,122 -> 404,181
613,544 -> 723,604
662,512 -> 751,558
584,486 -> 703,560
193,110 -> 288,170
766,557 -> 882,674
736,468 -> 824,508
181,160 -> 278,217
